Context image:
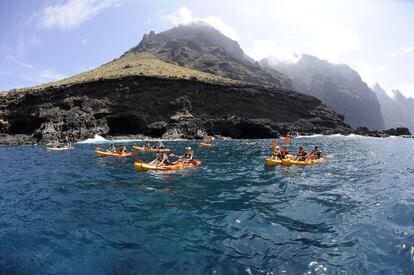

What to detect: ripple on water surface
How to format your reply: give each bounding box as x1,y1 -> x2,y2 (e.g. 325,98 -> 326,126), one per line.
0,137 -> 414,274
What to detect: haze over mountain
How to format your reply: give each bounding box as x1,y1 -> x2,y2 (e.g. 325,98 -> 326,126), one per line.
261,54 -> 385,130
373,83 -> 414,132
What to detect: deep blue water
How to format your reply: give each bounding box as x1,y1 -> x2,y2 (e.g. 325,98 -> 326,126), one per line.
1,136 -> 414,274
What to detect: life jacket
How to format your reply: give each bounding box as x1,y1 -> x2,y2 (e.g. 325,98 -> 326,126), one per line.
298,149 -> 307,157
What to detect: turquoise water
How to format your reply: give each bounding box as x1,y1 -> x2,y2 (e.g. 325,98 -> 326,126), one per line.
0,137 -> 413,274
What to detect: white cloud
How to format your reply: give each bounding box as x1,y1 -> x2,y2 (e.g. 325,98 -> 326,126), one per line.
165,6 -> 193,25
82,38 -> 88,44
395,83 -> 414,99
239,0 -> 360,63
245,24 -> 359,64
5,54 -> 35,69
307,24 -> 360,63
36,0 -> 120,31
349,60 -> 387,86
245,40 -> 299,63
27,69 -> 66,84
163,6 -> 240,41
201,16 -> 239,41
389,45 -> 414,59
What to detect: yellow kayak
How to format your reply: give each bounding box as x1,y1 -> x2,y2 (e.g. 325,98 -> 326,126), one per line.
281,158 -> 324,166
199,142 -> 213,148
47,147 -> 74,151
132,146 -> 170,153
134,160 -> 202,172
264,158 -> 282,166
95,150 -> 133,157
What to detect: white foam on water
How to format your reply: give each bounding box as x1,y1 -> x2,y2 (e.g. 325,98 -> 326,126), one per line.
77,135 -> 107,144
296,134 -> 323,138
77,135 -> 188,144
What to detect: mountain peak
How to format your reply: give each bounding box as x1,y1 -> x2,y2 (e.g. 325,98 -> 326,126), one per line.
124,22 -> 245,60
120,23 -> 292,88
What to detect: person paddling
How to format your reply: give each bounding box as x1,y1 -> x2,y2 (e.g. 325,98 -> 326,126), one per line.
174,147 -> 194,164
108,144 -> 116,153
271,146 -> 282,160
306,146 -> 322,160
119,145 -> 127,153
281,146 -> 293,159
203,136 -> 213,144
53,139 -> 61,148
149,148 -> 170,166
295,146 -> 308,161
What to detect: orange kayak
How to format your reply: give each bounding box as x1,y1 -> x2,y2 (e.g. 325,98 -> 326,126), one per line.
134,160 -> 202,172
95,150 -> 133,157
132,146 -> 170,153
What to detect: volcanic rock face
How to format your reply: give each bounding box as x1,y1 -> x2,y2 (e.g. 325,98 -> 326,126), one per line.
124,23 -> 292,89
261,55 -> 385,130
0,76 -> 351,144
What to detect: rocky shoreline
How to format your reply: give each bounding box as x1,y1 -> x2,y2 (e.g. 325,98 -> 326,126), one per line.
0,127 -> 411,147
0,75 -> 354,146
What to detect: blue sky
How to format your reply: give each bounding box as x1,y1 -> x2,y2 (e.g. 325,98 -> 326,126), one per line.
1,0 -> 413,98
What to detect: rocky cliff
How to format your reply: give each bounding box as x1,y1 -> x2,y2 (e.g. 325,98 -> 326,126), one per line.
0,73 -> 351,145
372,83 -> 414,132
261,55 -> 385,130
0,25 -> 353,145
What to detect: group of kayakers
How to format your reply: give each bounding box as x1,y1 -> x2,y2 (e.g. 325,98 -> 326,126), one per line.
142,142 -> 163,150
107,144 -> 127,153
149,147 -> 194,166
271,145 -> 322,161
50,135 -> 323,168
102,143 -> 195,167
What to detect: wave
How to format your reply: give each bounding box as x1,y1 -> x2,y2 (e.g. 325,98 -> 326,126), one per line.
295,133 -> 392,139
77,135 -> 108,144
77,135 -> 188,144
296,134 -> 323,138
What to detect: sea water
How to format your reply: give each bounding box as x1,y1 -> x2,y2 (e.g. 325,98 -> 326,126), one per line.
0,136 -> 413,274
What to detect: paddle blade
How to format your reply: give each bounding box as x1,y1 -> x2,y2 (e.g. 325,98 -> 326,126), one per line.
272,141 -> 278,147
283,136 -> 290,144
326,154 -> 334,159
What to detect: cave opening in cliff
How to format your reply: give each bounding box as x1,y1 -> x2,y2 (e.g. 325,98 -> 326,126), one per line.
107,116 -> 145,135
8,117 -> 43,135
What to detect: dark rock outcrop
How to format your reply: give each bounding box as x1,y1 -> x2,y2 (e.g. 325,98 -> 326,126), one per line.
383,127 -> 411,136
261,55 -> 385,130
0,76 -> 351,145
353,126 -> 411,137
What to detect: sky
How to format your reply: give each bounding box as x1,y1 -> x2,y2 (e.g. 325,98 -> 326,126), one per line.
0,0 -> 413,98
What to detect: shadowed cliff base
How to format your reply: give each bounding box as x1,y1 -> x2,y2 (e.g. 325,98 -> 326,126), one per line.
0,74 -> 352,145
